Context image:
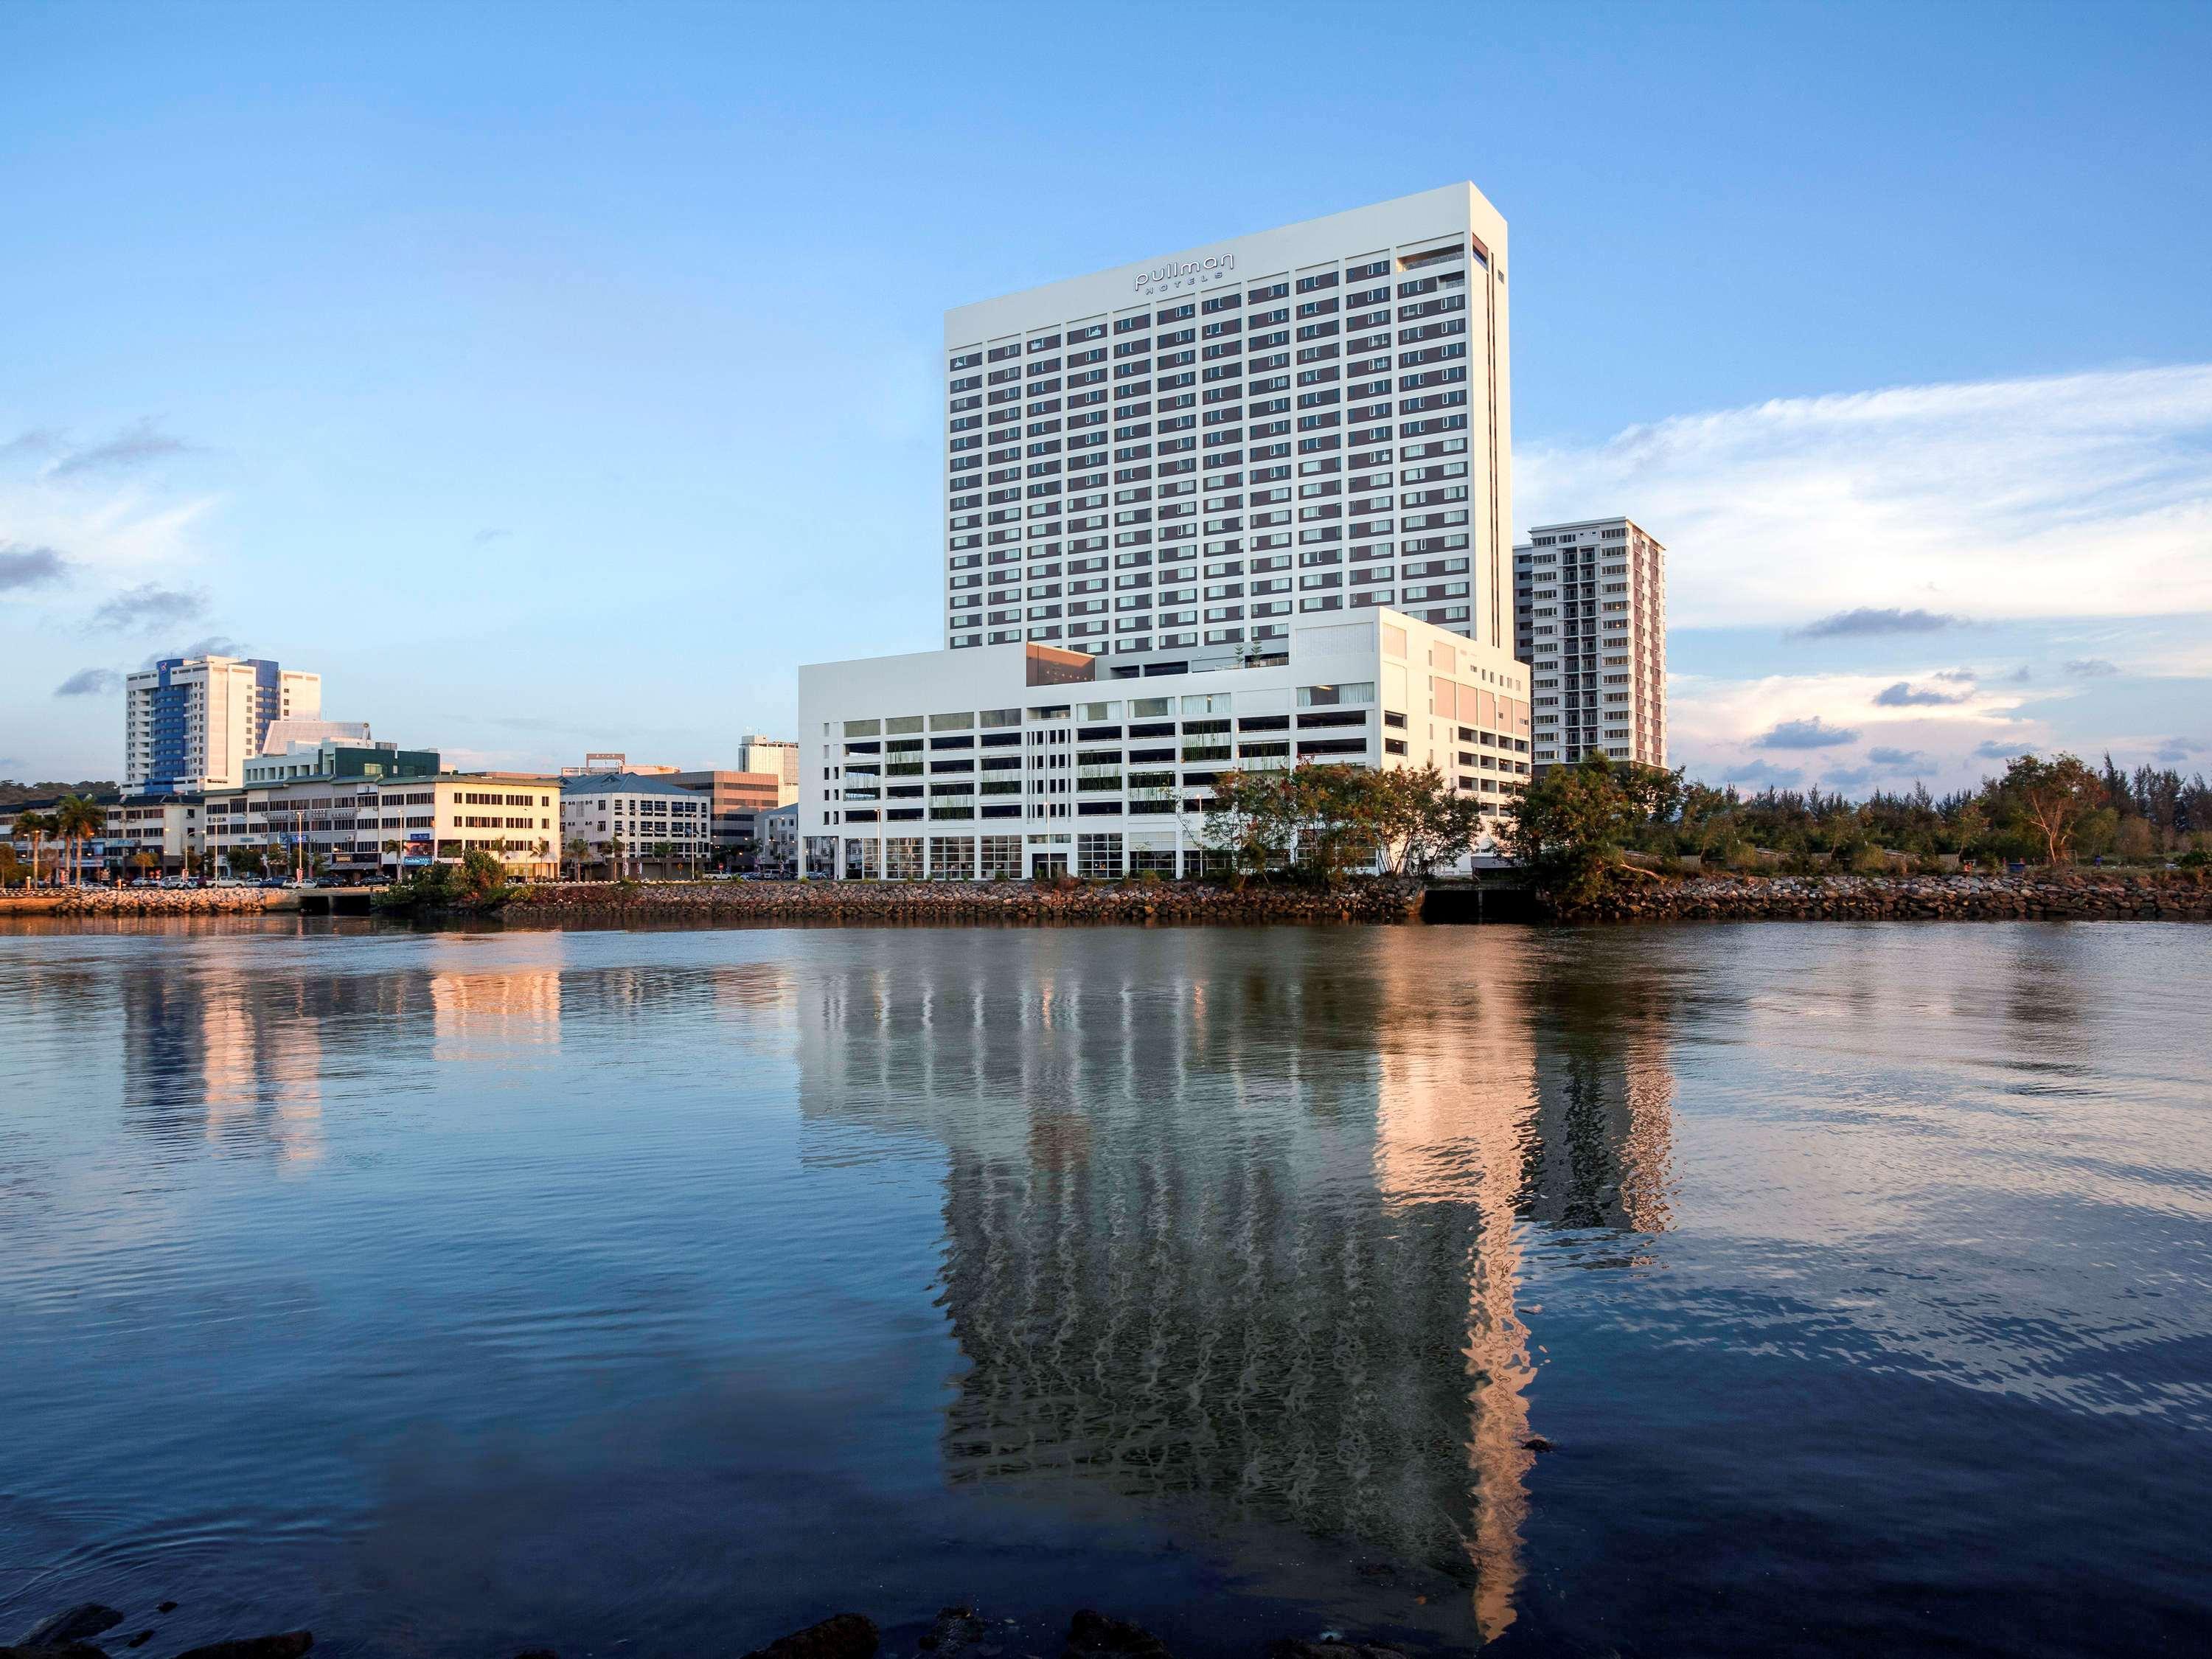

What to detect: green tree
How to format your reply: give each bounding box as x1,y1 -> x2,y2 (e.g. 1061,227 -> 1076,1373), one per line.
1993,751 -> 2102,864
14,809 -> 54,886
1201,762 -> 1373,885
564,836 -> 589,883
2115,815 -> 2157,863
1370,762 -> 1489,875
55,794 -> 104,885
459,847 -> 509,898
1200,762 -> 1489,884
1503,752 -> 1644,905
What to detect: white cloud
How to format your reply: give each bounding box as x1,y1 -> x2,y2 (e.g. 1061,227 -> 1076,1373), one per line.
0,433 -> 218,582
1666,667 -> 2047,788
1518,365 -> 2212,627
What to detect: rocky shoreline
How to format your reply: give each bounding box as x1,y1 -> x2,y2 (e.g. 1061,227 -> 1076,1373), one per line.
0,888 -> 295,917
1559,869 -> 2212,922
1,1603 -> 302,1659
505,877 -> 1430,925
4,1604 -> 1410,1659
9,871 -> 2207,927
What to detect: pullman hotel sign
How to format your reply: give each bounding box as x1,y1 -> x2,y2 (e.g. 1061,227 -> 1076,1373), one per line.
1132,251 -> 1234,296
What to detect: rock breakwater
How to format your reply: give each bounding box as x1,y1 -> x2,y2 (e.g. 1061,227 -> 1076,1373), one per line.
508,877 -> 1427,925
1563,869 -> 2212,923
0,888 -> 296,917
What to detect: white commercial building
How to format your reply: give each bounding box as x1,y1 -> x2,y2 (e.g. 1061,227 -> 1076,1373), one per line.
941,184 -> 1513,679
1512,517 -> 1667,770
123,654 -> 322,796
560,772 -> 712,877
799,609 -> 1529,880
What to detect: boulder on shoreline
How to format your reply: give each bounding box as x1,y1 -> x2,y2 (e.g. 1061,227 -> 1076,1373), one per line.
1065,1611 -> 1172,1659
740,1613 -> 879,1659
917,1607 -> 989,1655
15,1610 -> 122,1649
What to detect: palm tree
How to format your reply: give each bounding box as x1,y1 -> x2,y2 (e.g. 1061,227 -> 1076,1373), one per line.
608,833 -> 626,880
56,796 -> 105,884
650,839 -> 674,880
14,810 -> 52,887
381,838 -> 403,883
564,836 -> 590,883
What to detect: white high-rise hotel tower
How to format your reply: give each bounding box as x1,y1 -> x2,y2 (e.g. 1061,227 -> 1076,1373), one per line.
1512,517 -> 1667,770
795,186 -> 1533,880
941,184 -> 1513,679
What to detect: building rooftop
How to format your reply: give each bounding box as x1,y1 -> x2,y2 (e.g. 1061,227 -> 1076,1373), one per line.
559,771 -> 705,799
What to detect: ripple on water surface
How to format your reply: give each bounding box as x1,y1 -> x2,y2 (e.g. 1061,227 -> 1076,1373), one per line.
1,918 -> 2208,1658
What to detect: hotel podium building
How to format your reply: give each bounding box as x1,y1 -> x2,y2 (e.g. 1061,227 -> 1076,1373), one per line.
942,184 -> 1513,679
799,607 -> 1528,881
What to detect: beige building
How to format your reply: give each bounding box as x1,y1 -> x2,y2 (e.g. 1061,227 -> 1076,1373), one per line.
1513,516 -> 1666,770
204,771 -> 561,880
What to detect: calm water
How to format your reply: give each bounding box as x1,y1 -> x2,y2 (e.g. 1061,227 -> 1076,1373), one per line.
1,919 -> 2208,1658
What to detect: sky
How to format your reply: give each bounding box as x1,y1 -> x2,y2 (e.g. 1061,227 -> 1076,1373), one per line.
3,0 -> 2208,795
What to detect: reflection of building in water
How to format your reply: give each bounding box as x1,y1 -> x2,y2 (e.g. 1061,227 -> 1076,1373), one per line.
428,940 -> 563,1061
200,984 -> 321,1161
1370,946 -> 1543,1641
1520,963 -> 1677,1236
121,961 -> 335,1163
795,938 -> 1675,1644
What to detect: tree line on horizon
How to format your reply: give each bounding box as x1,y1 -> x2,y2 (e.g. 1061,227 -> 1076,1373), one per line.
0,778 -> 119,807
1507,749 -> 2212,905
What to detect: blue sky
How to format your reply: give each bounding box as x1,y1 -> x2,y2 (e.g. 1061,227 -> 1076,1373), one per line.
4,0 -> 2208,790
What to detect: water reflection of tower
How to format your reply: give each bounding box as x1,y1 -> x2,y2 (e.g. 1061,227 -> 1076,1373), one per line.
1520,950 -> 1678,1237
1370,935 -> 1544,1641
119,953 -> 330,1163
796,936 -> 1663,1641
